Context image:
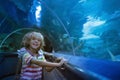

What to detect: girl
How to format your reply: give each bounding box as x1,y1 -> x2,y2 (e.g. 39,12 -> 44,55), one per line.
18,31 -> 65,80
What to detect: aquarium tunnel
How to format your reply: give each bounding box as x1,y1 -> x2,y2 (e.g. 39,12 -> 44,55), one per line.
0,0 -> 120,80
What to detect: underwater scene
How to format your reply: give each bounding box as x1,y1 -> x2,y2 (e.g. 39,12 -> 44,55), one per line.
0,0 -> 120,80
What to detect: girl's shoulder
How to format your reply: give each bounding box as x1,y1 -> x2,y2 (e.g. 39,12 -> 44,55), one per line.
17,47 -> 29,57
38,49 -> 44,55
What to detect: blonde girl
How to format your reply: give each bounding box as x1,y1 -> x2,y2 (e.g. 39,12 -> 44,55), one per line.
19,31 -> 65,80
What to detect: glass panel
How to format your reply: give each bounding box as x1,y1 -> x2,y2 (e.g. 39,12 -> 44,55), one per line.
0,0 -> 120,61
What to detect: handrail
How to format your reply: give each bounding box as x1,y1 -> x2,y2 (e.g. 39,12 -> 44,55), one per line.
54,53 -> 120,80
45,54 -> 108,80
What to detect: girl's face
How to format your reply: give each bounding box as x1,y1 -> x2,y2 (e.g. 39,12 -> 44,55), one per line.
29,36 -> 41,50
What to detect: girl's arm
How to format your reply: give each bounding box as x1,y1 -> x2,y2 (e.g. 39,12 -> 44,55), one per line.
43,51 -> 54,57
45,67 -> 55,72
31,58 -> 64,67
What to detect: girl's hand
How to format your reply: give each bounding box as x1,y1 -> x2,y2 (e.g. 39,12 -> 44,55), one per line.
58,58 -> 67,66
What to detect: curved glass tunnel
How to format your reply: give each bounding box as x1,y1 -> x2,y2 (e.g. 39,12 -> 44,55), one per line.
0,0 -> 120,80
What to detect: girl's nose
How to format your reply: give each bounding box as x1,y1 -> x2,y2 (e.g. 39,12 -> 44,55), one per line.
35,39 -> 39,42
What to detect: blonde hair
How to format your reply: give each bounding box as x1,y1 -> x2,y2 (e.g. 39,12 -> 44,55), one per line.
22,31 -> 45,49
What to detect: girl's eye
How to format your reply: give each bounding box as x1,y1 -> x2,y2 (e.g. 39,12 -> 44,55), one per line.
38,39 -> 41,41
32,37 -> 41,41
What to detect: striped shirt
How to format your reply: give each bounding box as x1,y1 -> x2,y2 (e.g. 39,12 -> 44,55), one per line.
20,49 -> 46,80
